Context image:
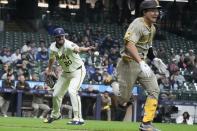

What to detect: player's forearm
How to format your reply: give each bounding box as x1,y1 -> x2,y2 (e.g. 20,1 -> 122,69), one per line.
48,58 -> 55,71
79,47 -> 91,52
125,42 -> 142,63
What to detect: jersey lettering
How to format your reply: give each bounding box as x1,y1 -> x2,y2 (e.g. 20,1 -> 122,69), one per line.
56,54 -> 72,67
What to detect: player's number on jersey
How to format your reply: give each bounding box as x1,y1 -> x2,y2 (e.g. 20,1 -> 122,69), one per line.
64,55 -> 72,66
64,59 -> 72,66
56,54 -> 72,67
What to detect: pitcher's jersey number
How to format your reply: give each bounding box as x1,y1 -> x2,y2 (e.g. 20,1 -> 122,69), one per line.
56,54 -> 72,66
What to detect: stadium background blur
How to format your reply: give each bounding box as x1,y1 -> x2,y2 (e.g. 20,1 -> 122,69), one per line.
0,0 -> 196,125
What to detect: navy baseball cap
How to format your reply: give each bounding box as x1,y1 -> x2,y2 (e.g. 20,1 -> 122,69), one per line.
53,28 -> 66,37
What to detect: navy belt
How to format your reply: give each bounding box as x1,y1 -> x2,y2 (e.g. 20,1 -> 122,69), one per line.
65,65 -> 82,73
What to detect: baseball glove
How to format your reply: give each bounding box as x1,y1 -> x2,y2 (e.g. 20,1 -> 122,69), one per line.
152,58 -> 169,77
45,74 -> 57,88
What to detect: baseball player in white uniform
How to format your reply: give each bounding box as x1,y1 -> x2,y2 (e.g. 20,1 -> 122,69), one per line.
44,27 -> 95,125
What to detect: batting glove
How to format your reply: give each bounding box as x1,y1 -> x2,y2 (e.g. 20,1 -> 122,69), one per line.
139,61 -> 152,77
152,58 -> 167,74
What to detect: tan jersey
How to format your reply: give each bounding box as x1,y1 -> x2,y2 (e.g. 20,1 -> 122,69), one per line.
101,96 -> 111,107
123,17 -> 156,59
49,39 -> 84,72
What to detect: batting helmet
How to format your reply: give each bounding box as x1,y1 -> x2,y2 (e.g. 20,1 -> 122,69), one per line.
53,27 -> 66,37
140,0 -> 161,12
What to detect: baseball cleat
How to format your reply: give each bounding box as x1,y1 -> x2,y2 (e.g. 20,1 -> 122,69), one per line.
43,115 -> 61,123
67,120 -> 85,125
139,123 -> 161,131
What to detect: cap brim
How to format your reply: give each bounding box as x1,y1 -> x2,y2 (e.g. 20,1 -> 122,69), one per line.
54,34 -> 66,37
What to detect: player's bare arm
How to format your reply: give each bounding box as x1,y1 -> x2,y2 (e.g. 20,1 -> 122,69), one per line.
47,58 -> 55,75
74,46 -> 95,53
125,41 -> 142,63
125,41 -> 152,77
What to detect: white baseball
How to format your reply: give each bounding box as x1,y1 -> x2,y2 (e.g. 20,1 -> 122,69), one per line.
94,51 -> 99,56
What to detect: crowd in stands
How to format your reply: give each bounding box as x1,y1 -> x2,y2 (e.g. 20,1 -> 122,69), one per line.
0,23 -> 196,86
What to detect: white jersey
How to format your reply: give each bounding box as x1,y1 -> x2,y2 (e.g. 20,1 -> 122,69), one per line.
49,39 -> 84,72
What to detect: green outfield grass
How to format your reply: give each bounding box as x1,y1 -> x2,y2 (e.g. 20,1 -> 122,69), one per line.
0,117 -> 196,131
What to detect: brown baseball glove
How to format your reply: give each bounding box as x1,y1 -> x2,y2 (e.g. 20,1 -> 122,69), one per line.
45,74 -> 57,88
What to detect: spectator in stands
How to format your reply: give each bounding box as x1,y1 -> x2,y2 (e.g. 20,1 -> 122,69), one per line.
158,75 -> 171,91
1,68 -> 15,80
32,86 -> 50,119
92,27 -> 103,41
106,59 -> 116,76
36,47 -> 49,62
170,67 -> 185,90
186,49 -> 195,65
177,53 -> 186,69
2,72 -> 15,88
176,111 -> 193,125
84,64 -> 96,83
16,53 -> 26,69
0,73 -> 15,117
11,49 -> 21,64
21,40 -> 32,53
184,57 -> 194,70
168,58 -> 179,75
15,52 -> 34,76
0,63 -> 10,79
90,68 -> 103,84
39,67 -> 48,82
30,42 -> 39,59
101,34 -> 114,54
26,49 -> 37,66
19,62 -> 30,80
0,47 -> 8,56
38,40 -> 47,52
157,47 -> 167,61
1,48 -> 12,64
20,51 -> 36,77
86,50 -> 96,66
16,75 -> 30,91
84,26 -> 93,38
108,47 -> 120,64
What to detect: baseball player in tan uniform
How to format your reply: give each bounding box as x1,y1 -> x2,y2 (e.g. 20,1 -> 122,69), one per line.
44,27 -> 95,125
112,0 -> 167,131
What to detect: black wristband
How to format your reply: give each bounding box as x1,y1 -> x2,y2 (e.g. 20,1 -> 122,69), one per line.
147,47 -> 155,61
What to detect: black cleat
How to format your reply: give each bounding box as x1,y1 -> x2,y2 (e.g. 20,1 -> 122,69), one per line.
43,115 -> 61,123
